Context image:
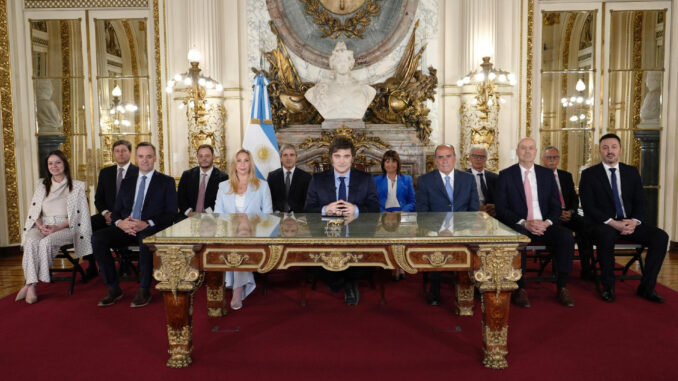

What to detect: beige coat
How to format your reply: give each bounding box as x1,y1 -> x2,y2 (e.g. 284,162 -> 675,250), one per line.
21,179 -> 93,258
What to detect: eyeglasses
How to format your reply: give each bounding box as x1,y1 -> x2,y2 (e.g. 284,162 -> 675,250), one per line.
470,154 -> 487,159
544,155 -> 560,160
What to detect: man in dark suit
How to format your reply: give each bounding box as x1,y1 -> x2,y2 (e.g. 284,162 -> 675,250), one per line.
541,146 -> 594,280
92,142 -> 177,308
304,136 -> 380,306
267,144 -> 311,213
88,140 -> 139,280
579,133 -> 668,303
495,137 -> 575,308
416,144 -> 479,305
466,144 -> 498,217
177,144 -> 228,220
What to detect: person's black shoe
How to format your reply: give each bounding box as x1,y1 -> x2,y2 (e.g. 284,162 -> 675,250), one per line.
427,289 -> 441,306
637,284 -> 665,303
344,281 -> 359,306
600,286 -> 616,302
130,288 -> 152,308
511,288 -> 531,308
97,288 -> 123,307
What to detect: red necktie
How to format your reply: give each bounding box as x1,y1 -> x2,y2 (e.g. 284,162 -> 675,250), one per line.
555,173 -> 565,208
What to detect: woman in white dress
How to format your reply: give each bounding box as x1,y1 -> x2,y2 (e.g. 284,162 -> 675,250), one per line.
214,149 -> 272,310
17,150 -> 92,304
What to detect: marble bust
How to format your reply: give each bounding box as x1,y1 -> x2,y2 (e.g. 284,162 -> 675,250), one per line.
640,71 -> 661,123
36,79 -> 63,133
305,41 -> 376,121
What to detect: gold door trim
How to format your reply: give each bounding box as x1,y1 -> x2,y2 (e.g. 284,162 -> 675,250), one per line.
153,0 -> 165,172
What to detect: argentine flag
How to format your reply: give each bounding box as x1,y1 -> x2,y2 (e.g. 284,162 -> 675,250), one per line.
243,74 -> 280,179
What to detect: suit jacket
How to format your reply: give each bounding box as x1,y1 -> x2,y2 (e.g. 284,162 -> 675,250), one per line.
579,162 -> 646,224
112,171 -> 177,231
495,163 -> 561,226
304,168 -> 380,214
415,169 -> 479,212
374,173 -> 416,212
94,164 -> 139,214
465,168 -> 498,204
177,166 -> 228,218
22,179 -> 93,258
267,167 -> 312,213
556,168 -> 579,212
214,181 -> 273,214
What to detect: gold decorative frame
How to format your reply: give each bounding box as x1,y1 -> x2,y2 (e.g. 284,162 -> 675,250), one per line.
525,0 -> 534,137
0,0 -> 20,243
300,0 -> 382,39
153,0 -> 165,171
25,0 -> 149,7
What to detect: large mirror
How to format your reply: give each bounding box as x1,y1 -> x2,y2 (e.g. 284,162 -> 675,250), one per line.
540,10 -> 596,184
94,18 -> 151,166
30,19 -> 87,180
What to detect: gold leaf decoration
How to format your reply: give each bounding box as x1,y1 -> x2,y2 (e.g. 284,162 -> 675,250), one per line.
301,0 -> 382,39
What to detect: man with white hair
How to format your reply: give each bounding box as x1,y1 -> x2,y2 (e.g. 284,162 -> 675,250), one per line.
466,144 -> 498,217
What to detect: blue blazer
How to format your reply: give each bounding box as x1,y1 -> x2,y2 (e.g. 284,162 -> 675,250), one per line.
112,170 -> 177,230
374,174 -> 416,212
214,181 -> 273,214
415,169 -> 479,212
304,168 -> 380,214
495,163 -> 561,226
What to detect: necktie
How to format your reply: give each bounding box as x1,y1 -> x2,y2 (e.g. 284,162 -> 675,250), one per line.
284,171 -> 292,212
338,176 -> 346,201
195,173 -> 207,213
524,169 -> 534,220
609,168 -> 625,219
477,173 -> 488,202
131,175 -> 147,219
116,167 -> 124,195
445,175 -> 454,211
554,172 -> 565,209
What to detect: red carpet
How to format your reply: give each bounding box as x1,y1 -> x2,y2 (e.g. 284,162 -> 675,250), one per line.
1,269 -> 677,381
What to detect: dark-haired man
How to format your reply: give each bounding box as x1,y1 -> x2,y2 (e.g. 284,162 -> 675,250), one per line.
304,137 -> 380,306
579,133 -> 668,303
267,144 -> 311,213
88,140 -> 139,280
177,144 -> 228,221
92,142 -> 177,308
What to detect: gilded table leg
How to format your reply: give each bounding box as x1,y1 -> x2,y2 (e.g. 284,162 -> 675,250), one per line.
473,244 -> 521,369
164,291 -> 194,368
455,271 -> 475,316
153,245 -> 201,368
206,271 -> 226,317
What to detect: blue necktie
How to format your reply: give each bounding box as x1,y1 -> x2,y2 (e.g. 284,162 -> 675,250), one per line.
338,176 -> 346,201
131,175 -> 147,219
609,168 -> 625,219
445,175 -> 454,211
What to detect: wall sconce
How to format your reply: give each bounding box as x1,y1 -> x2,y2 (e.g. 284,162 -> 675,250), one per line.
457,56 -> 515,118
166,47 -> 224,126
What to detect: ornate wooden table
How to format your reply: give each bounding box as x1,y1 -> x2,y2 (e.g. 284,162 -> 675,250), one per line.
145,212 -> 529,369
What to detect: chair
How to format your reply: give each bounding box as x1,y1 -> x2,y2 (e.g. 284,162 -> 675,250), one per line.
112,245 -> 140,282
592,240 -> 644,293
521,242 -> 557,283
49,244 -> 86,295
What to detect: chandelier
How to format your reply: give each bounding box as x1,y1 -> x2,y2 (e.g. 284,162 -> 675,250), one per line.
457,56 -> 516,118
561,78 -> 593,127
104,81 -> 138,132
165,48 -> 223,126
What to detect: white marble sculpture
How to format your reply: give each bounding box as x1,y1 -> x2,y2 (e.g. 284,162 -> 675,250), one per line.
640,71 -> 661,124
304,41 -> 376,121
36,79 -> 63,133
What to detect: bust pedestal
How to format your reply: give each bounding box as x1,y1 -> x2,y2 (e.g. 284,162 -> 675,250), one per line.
322,119 -> 365,129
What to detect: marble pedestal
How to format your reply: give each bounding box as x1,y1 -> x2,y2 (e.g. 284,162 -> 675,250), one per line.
322,119 -> 365,129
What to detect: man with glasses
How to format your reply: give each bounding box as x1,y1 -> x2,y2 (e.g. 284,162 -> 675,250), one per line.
541,146 -> 594,280
466,144 -> 498,217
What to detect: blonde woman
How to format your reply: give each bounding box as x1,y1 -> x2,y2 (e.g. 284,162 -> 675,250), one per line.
18,150 -> 92,304
214,149 -> 272,310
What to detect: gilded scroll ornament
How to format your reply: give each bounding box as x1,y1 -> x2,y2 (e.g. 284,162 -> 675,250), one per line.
473,245 -> 522,296
309,251 -> 363,271
365,20 -> 437,144
482,325 -> 509,369
525,0 -> 534,137
220,252 -> 250,267
456,285 -> 475,316
422,251 -> 452,267
300,0 -> 382,39
259,245 -> 283,273
391,245 -> 416,274
154,246 -> 200,300
167,324 -> 193,368
206,287 -> 224,302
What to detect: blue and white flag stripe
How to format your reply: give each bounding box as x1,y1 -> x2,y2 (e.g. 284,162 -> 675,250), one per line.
243,74 -> 280,180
